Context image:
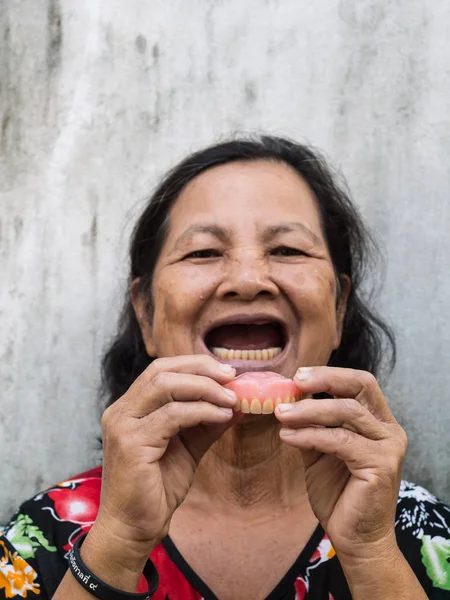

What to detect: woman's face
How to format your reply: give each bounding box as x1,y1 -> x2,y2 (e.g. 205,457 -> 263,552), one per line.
133,160 -> 349,379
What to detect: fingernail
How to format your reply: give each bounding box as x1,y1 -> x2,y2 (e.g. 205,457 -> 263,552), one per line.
280,428 -> 297,436
295,367 -> 312,381
224,388 -> 236,400
220,364 -> 235,373
218,407 -> 233,416
277,403 -> 294,412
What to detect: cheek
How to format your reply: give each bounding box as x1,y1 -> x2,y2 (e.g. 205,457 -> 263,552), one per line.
152,267 -> 218,328
283,267 -> 336,304
152,279 -> 187,330
283,266 -> 338,321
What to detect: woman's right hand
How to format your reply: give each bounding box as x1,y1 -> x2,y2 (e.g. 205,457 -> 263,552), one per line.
91,355 -> 237,560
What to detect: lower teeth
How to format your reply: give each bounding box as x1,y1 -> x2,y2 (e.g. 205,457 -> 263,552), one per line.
211,347 -> 282,360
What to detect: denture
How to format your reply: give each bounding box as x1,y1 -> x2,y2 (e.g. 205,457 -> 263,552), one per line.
224,371 -> 301,414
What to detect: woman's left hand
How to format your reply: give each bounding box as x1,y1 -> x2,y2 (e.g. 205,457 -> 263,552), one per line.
275,366 -> 407,561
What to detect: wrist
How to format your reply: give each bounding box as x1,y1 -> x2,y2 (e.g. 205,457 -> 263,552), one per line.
335,530 -> 399,568
80,522 -> 158,592
337,540 -> 427,600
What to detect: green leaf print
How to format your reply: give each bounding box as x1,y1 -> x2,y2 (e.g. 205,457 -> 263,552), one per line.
5,513 -> 57,559
421,535 -> 450,591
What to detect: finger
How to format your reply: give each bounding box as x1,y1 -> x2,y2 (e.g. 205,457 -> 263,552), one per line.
280,427 -> 376,468
141,400 -> 234,460
119,371 -> 237,417
142,355 -> 236,385
275,398 -> 387,440
294,367 -> 395,422
279,426 -> 393,472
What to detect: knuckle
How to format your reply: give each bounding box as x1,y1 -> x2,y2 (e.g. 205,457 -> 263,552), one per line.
384,454 -> 402,477
101,406 -> 116,431
101,410 -> 128,447
397,427 -> 408,454
201,375 -> 220,394
205,353 -> 219,366
335,427 -> 352,445
146,357 -> 165,376
360,371 -> 378,390
341,397 -> 364,418
151,371 -> 172,391
162,399 -> 176,415
160,399 -> 180,422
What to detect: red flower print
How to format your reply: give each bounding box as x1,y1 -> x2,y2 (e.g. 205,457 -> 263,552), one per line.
47,478 -> 101,525
45,476 -> 101,553
294,576 -> 307,599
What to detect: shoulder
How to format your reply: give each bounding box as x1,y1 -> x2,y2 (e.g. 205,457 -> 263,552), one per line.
396,480 -> 450,595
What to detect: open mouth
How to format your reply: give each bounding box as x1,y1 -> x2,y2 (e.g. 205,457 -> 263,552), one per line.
204,320 -> 286,362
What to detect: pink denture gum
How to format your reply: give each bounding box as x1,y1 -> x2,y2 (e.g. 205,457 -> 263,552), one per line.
224,371 -> 301,414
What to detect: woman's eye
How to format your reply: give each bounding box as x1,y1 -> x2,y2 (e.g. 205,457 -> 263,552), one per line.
184,249 -> 221,259
271,246 -> 306,257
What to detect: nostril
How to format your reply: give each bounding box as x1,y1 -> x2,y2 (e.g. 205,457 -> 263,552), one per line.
217,271 -> 279,300
223,291 -> 239,298
222,288 -> 277,300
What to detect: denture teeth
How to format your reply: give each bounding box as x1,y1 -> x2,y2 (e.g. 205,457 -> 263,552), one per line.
236,395 -> 295,415
233,399 -> 241,412
211,347 -> 283,361
262,398 -> 274,414
250,399 -> 262,414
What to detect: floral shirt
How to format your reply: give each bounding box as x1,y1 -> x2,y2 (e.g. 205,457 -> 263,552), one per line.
0,467 -> 449,599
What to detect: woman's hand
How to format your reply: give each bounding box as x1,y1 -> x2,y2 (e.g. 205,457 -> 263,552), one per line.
275,366 -> 407,561
90,355 -> 236,567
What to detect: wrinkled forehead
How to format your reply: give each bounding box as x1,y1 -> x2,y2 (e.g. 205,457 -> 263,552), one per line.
164,160 -> 325,243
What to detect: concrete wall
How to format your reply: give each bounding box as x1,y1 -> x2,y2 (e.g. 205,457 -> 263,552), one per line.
1,0 -> 449,523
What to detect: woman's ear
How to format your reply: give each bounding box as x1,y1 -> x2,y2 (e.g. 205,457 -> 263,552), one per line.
334,274 -> 351,349
130,278 -> 157,357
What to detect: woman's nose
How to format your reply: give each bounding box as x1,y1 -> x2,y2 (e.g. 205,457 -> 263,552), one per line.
216,255 -> 279,301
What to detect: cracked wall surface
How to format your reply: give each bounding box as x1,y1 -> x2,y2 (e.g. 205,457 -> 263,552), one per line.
1,0 -> 449,522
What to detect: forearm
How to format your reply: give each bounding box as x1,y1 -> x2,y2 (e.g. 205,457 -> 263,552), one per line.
339,546 -> 428,600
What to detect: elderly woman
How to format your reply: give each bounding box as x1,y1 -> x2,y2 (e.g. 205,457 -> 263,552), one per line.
1,136 -> 449,600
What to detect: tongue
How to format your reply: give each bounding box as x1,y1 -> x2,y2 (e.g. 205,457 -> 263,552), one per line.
207,323 -> 283,350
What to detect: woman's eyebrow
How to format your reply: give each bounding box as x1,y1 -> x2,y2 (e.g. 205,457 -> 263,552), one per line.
263,222 -> 322,246
174,224 -> 231,249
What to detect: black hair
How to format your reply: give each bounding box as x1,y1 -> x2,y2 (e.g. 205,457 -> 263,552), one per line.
101,135 -> 396,407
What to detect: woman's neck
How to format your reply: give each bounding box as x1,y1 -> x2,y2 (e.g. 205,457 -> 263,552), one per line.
184,417 -> 310,519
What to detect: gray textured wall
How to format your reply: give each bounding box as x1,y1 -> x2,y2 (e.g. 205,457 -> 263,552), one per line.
1,0 -> 449,524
